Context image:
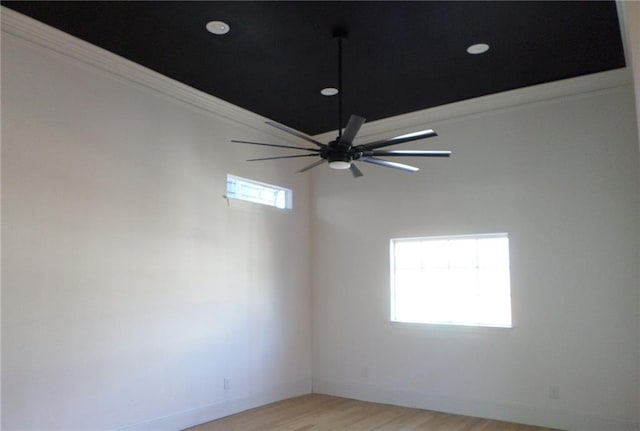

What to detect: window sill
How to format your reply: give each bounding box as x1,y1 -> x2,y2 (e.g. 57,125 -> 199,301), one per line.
389,319 -> 513,335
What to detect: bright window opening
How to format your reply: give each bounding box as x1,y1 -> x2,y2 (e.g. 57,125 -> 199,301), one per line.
226,174 -> 292,209
390,233 -> 512,328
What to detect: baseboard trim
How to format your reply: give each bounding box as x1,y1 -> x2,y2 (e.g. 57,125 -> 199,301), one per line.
312,379 -> 639,431
116,379 -> 311,431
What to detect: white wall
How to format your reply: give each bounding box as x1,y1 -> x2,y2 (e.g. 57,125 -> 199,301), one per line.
311,83 -> 640,430
1,26 -> 311,430
619,1 -> 640,421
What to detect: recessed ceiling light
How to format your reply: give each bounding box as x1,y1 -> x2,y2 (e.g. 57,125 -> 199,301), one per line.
206,21 -> 230,35
320,87 -> 339,96
466,43 -> 490,55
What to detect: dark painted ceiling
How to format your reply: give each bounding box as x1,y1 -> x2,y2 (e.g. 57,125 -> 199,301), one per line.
2,1 -> 626,135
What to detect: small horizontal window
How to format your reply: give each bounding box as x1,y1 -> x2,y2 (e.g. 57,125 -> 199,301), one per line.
390,233 -> 512,328
226,174 -> 292,209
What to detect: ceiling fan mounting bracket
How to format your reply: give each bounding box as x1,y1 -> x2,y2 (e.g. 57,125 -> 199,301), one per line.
332,27 -> 348,40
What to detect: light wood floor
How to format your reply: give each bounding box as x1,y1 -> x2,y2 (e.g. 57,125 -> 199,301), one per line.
185,394 -> 562,431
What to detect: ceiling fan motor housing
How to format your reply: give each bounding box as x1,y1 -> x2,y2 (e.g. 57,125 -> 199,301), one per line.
327,151 -> 351,164
325,138 -> 356,163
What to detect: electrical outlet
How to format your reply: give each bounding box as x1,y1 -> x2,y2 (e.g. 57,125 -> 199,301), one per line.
549,385 -> 560,400
224,378 -> 231,390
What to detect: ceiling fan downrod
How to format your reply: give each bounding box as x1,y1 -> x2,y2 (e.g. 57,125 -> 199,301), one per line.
333,27 -> 348,142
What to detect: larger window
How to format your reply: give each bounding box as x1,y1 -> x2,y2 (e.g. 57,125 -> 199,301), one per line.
390,233 -> 511,328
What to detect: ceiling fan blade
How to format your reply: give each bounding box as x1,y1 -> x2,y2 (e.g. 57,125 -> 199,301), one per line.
232,140 -> 320,152
265,121 -> 327,148
247,154 -> 320,161
360,157 -> 419,172
296,159 -> 326,173
349,163 -> 364,178
341,115 -> 366,146
358,129 -> 438,151
365,150 -> 451,157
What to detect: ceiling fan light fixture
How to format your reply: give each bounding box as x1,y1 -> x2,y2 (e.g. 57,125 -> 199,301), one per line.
329,160 -> 351,170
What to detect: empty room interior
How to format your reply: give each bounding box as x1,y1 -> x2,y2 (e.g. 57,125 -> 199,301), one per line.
2,2 -> 640,430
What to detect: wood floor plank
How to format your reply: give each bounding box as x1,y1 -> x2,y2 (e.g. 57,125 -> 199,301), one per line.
185,394 -> 562,431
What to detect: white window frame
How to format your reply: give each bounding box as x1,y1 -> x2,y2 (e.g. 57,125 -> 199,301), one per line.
226,174 -> 292,209
390,233 -> 512,328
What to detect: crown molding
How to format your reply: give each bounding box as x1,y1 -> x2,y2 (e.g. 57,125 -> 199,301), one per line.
616,0 -> 632,70
319,67 -> 632,143
2,6 -> 633,146
0,6 -> 276,135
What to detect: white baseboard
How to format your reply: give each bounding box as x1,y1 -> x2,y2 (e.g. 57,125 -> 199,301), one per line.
312,379 -> 639,431
116,379 -> 312,431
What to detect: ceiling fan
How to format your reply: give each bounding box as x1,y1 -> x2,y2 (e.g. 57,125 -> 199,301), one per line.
232,28 -> 451,177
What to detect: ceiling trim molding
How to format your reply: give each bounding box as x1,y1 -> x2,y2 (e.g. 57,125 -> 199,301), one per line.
0,6 -> 275,135
2,6 -> 632,146
616,0 -> 632,69
320,67 -> 632,143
